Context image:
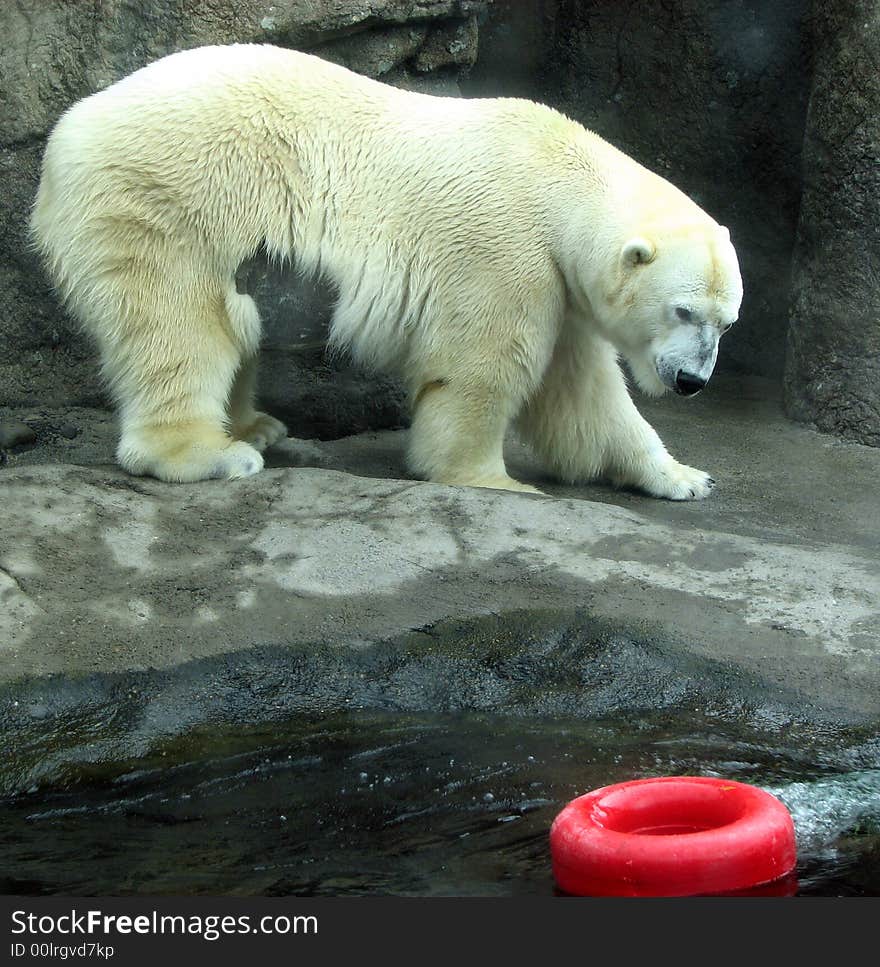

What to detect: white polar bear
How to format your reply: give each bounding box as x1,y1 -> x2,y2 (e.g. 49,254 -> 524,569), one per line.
31,43 -> 742,498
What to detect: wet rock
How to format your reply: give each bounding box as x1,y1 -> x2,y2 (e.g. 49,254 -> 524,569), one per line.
0,388 -> 879,799
0,419 -> 35,448
1,440 -> 879,724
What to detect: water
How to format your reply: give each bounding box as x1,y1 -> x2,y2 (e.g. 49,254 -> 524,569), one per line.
0,709 -> 878,896
768,769 -> 880,895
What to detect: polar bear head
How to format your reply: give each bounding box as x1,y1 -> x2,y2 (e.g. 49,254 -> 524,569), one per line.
594,221 -> 743,398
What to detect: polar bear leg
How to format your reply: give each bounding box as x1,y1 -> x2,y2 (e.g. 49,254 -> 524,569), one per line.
224,293 -> 288,452
111,273 -> 264,483
603,398 -> 715,501
519,328 -> 714,500
408,379 -> 543,494
227,354 -> 289,452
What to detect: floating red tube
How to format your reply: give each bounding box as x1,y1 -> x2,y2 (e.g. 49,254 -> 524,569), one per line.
550,776 -> 797,897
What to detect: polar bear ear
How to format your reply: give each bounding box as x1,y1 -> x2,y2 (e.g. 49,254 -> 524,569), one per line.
621,237 -> 656,267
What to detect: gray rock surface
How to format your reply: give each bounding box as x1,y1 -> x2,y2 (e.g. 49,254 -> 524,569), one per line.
784,0 -> 880,447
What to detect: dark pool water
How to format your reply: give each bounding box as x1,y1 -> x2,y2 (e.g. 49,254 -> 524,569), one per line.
1,709 -> 878,896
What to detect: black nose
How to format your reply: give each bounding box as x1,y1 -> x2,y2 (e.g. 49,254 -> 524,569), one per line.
675,371 -> 706,396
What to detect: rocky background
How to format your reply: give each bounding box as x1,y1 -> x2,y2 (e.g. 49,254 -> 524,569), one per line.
1,0 -> 878,445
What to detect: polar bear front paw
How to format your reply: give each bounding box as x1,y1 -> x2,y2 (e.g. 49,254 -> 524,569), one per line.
206,441 -> 265,481
640,459 -> 715,501
231,412 -> 288,452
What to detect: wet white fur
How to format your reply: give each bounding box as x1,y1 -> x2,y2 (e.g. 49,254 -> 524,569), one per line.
31,44 -> 742,496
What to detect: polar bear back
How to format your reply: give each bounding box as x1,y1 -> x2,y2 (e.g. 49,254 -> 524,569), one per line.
36,45 -> 567,266
35,45 -> 600,369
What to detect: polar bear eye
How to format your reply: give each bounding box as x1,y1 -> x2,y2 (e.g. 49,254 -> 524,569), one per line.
675,307 -> 693,322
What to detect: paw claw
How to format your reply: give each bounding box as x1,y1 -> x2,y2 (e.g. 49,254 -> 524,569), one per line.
630,459 -> 716,501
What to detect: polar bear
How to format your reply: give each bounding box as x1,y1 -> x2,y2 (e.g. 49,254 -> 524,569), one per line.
31,43 -> 742,498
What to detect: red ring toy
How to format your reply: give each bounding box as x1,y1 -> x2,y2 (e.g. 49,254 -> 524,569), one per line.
550,776 -> 797,897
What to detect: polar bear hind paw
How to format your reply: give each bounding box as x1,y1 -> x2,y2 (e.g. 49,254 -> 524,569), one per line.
231,412 -> 288,452
117,426 -> 264,483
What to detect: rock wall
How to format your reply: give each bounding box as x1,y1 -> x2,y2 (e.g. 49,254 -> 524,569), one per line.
0,0 -> 486,436
784,0 -> 880,447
